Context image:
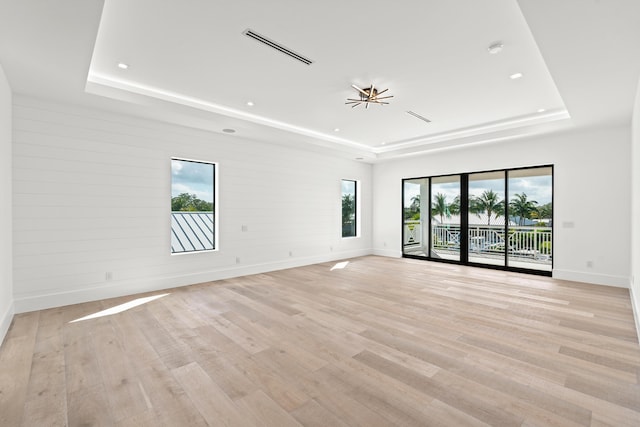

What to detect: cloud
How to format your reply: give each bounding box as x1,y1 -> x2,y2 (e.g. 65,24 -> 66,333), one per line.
171,159 -> 214,202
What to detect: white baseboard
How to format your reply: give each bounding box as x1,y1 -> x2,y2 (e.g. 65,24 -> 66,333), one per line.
0,300 -> 14,348
630,285 -> 640,345
13,249 -> 374,313
372,248 -> 402,258
552,269 -> 630,288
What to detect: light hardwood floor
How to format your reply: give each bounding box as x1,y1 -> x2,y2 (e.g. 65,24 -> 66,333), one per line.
1,256 -> 639,426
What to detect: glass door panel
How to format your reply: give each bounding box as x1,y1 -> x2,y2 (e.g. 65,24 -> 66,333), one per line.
403,178 -> 429,257
468,171 -> 506,266
430,176 -> 461,261
507,167 -> 553,272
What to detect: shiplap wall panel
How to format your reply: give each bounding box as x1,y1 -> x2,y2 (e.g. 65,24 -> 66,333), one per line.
12,96 -> 372,311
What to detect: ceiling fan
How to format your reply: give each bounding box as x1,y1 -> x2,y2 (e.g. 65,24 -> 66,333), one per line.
345,84 -> 393,108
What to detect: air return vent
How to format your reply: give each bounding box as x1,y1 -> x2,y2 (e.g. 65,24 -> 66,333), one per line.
243,29 -> 313,65
406,111 -> 432,123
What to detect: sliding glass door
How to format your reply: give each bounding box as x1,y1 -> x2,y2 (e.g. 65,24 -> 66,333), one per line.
430,175 -> 461,261
507,167 -> 553,272
402,165 -> 553,276
468,171 -> 506,267
402,178 -> 429,257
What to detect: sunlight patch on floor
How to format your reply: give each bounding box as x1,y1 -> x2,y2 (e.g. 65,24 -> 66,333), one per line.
330,261 -> 349,271
69,293 -> 170,323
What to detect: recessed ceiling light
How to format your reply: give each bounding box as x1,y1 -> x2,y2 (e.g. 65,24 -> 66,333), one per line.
117,62 -> 129,70
246,101 -> 254,107
222,128 -> 236,133
334,128 -> 340,132
381,142 -> 386,145
487,42 -> 504,54
537,108 -> 546,113
510,72 -> 523,80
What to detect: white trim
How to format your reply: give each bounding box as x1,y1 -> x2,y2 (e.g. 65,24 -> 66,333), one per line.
13,249 -> 373,313
552,269 -> 630,288
630,285 -> 640,345
86,75 -> 371,152
0,300 -> 14,347
373,248 -> 403,258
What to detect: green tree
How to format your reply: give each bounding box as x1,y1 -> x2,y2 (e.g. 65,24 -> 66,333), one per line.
449,195 -> 461,216
342,194 -> 355,224
470,190 -> 504,225
404,194 -> 421,221
409,194 -> 421,213
536,202 -> 552,221
432,193 -> 450,224
171,193 -> 213,212
509,193 -> 538,226
342,194 -> 355,237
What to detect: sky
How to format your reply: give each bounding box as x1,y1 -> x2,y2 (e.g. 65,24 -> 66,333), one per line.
404,174 -> 552,208
171,159 -> 214,202
342,179 -> 356,196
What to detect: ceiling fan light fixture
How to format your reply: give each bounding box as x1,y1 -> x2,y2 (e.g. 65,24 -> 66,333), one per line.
345,84 -> 393,108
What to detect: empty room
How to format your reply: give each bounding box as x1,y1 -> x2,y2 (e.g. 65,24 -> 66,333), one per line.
1,0 -> 640,426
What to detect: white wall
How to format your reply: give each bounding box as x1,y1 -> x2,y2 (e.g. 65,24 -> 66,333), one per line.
373,125 -> 631,288
0,63 -> 13,345
631,78 -> 640,340
12,96 -> 373,312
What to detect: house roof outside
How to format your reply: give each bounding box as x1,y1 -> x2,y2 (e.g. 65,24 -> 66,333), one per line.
171,212 -> 214,253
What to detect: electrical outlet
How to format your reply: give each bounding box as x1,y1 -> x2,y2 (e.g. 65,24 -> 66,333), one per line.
105,272 -> 113,281
586,261 -> 593,268
236,257 -> 240,264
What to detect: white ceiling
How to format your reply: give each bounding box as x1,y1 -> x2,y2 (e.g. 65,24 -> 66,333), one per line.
1,0 -> 640,161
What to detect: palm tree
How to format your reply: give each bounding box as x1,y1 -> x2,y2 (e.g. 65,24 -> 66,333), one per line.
449,195 -> 461,216
536,202 -> 552,221
471,190 -> 504,225
432,193 -> 450,224
410,194 -> 421,213
509,193 -> 538,226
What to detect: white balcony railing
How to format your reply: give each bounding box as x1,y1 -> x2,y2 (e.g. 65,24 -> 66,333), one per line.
404,222 -> 552,261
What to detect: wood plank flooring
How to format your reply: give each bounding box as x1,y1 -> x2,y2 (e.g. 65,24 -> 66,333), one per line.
1,256 -> 639,426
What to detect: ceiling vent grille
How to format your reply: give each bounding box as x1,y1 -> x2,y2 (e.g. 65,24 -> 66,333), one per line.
243,29 -> 313,65
406,111 -> 432,123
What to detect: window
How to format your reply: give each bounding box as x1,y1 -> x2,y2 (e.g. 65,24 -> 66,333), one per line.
171,158 -> 216,253
341,179 -> 357,237
402,165 -> 553,275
